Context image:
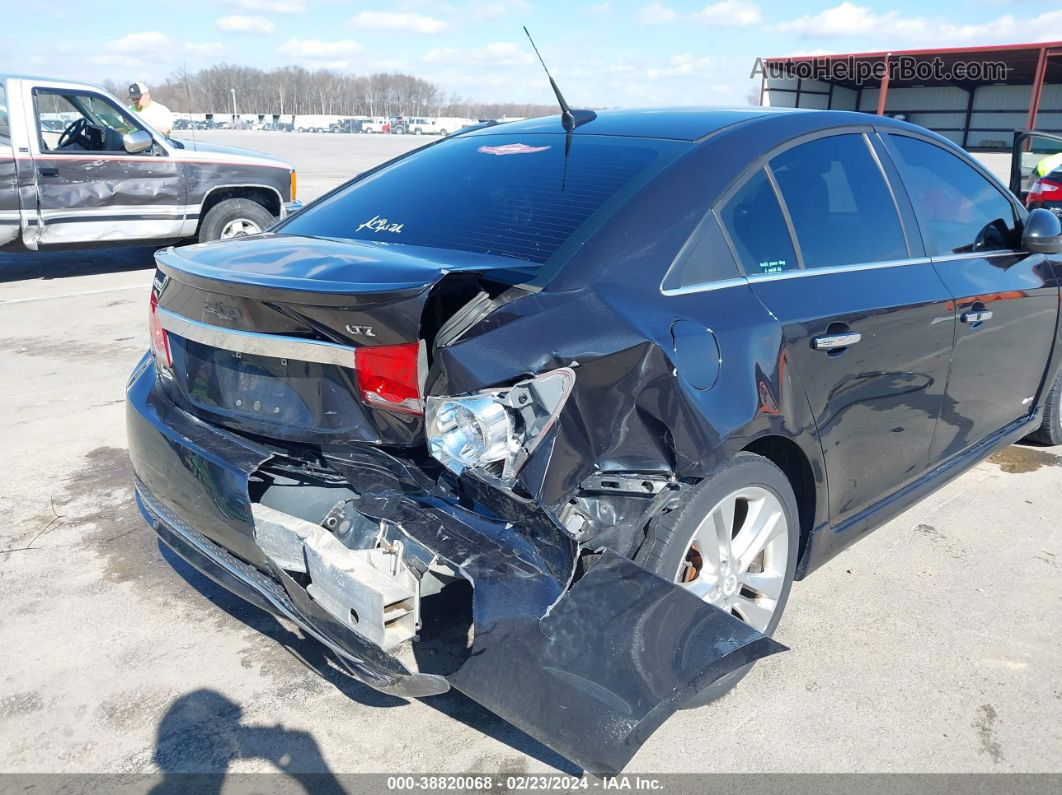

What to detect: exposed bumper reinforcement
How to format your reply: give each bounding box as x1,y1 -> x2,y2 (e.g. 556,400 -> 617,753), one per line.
136,483 -> 449,698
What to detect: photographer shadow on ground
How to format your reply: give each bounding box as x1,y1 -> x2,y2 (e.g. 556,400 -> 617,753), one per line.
148,689 -> 345,795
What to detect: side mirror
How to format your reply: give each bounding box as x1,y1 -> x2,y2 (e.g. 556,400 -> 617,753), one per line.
1022,208 -> 1062,254
123,129 -> 153,154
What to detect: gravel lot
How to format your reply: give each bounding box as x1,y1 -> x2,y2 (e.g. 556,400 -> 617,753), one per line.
0,131 -> 1059,782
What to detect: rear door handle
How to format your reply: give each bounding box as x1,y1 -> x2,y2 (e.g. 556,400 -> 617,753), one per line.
37,166 -> 59,177
812,332 -> 862,351
961,310 -> 993,324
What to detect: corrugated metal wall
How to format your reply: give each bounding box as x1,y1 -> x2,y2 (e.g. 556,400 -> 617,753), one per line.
764,74 -> 1062,150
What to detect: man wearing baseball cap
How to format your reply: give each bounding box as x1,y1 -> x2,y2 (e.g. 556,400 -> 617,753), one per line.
128,81 -> 174,136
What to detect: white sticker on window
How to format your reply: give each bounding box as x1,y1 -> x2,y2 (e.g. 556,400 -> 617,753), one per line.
356,215 -> 403,234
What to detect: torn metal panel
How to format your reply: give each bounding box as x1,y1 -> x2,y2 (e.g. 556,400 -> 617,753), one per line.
432,282 -> 826,521
320,449 -> 784,775
449,550 -> 785,776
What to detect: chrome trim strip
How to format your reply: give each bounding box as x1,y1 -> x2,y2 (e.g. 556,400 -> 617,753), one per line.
662,256 -> 935,296
746,257 -> 932,282
931,249 -> 1024,262
158,308 -> 355,368
661,276 -> 749,296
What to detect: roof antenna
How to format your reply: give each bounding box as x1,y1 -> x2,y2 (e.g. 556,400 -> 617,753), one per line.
523,26 -> 596,132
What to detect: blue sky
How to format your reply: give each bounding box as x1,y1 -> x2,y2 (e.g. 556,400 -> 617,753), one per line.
8,1 -> 1062,107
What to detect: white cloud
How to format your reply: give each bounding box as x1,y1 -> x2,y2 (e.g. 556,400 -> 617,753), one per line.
648,53 -> 714,80
695,1 -> 762,27
774,2 -> 880,36
473,0 -> 530,21
277,38 -> 361,65
109,31 -> 170,53
773,3 -> 1062,44
425,41 -> 533,66
216,15 -> 276,34
774,3 -> 1062,44
350,11 -> 447,34
91,33 -> 222,69
637,3 -> 678,25
230,0 -> 305,12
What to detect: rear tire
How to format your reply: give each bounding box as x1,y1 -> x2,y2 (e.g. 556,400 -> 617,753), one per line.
635,452 -> 799,708
1025,368 -> 1062,445
198,199 -> 275,243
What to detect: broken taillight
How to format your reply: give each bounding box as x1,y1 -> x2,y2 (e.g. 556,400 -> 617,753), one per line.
354,341 -> 424,415
148,292 -> 172,369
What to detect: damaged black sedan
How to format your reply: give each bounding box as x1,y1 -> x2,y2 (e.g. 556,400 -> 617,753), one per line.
126,107 -> 1062,775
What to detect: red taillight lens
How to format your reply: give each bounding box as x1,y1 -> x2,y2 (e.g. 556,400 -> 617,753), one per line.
1027,177 -> 1062,206
354,341 -> 423,415
148,292 -> 172,369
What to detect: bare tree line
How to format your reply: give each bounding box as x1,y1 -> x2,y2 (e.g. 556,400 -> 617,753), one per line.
104,65 -> 558,120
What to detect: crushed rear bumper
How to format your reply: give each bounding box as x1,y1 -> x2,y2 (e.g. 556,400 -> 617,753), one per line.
126,354 -> 785,775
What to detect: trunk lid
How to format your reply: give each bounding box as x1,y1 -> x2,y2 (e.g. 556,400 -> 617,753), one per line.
152,234 -> 534,447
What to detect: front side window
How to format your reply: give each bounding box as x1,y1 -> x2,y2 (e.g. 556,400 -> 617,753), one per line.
35,91 -> 139,153
718,168 -> 798,276
889,134 -> 1019,255
279,133 -> 684,265
0,83 -> 9,140
770,134 -> 907,269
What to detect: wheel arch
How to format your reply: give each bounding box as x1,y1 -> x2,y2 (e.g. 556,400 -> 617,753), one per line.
740,434 -> 820,579
196,185 -> 282,233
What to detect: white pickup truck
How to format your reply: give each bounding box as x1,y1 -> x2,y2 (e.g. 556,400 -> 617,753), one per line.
0,74 -> 301,250
401,116 -> 477,136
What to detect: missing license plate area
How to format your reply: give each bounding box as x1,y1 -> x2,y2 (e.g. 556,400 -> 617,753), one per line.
174,337 -> 363,432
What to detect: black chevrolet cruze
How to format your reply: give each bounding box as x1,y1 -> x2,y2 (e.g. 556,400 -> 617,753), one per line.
127,108 -> 1062,774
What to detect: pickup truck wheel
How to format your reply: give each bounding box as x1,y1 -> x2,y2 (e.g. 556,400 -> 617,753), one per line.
199,199 -> 275,243
635,452 -> 798,708
1025,368 -> 1062,445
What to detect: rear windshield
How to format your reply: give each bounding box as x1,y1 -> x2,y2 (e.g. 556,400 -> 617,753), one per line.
279,133 -> 683,264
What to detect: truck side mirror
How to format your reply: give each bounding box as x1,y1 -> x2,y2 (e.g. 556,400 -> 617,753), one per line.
1022,208 -> 1062,254
123,130 -> 153,154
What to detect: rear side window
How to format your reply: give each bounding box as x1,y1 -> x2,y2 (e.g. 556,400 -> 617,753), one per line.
888,135 -> 1018,255
279,134 -> 682,264
718,168 -> 798,275
662,212 -> 740,291
770,134 -> 907,268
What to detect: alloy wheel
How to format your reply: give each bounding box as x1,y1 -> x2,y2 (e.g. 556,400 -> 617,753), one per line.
675,485 -> 789,632
220,218 -> 263,239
